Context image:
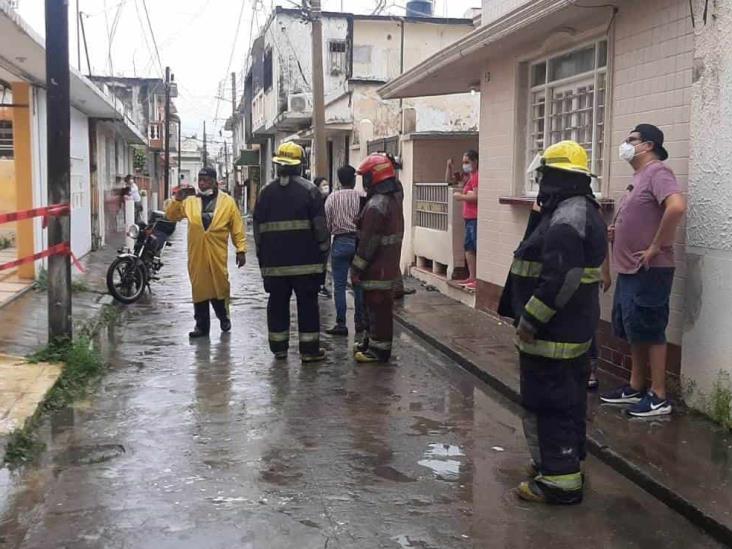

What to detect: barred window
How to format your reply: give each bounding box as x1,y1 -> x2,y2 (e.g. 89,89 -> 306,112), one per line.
0,121 -> 12,160
527,40 -> 607,193
329,40 -> 348,75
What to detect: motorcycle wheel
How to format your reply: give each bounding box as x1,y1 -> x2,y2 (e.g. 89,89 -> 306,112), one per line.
106,257 -> 147,304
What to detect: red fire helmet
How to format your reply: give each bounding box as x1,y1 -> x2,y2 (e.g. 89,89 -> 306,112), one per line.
357,153 -> 396,186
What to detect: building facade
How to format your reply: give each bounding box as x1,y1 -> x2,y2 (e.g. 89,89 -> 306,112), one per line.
381,0 -> 697,391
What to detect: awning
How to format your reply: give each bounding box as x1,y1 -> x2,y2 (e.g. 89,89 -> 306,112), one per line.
0,4 -> 146,144
379,0 -> 611,99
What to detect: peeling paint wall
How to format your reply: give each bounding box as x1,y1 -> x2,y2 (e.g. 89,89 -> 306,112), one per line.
682,0 -> 732,406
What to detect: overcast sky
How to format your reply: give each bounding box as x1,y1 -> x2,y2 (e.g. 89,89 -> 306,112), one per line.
17,0 -> 478,151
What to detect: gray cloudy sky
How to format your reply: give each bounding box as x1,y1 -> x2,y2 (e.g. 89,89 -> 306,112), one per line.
17,0 -> 477,149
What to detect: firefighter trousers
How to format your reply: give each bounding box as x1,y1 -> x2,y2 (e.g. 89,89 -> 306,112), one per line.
362,289 -> 394,361
265,275 -> 321,356
519,352 -> 590,477
193,299 -> 229,333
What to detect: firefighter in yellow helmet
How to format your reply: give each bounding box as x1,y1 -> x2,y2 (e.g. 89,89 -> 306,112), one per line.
499,140 -> 607,504
166,166 -> 247,338
253,142 -> 330,363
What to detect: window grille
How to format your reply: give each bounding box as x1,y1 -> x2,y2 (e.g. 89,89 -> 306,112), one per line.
415,183 -> 449,231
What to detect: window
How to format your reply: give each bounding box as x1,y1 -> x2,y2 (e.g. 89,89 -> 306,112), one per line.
264,49 -> 273,91
329,40 -> 348,75
0,121 -> 13,159
527,40 -> 608,193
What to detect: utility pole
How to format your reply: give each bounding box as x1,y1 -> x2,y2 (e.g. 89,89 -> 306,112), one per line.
203,121 -> 208,167
79,11 -> 92,76
76,0 -> 81,71
224,140 -> 229,188
309,0 -> 328,179
178,119 -> 182,179
231,72 -> 238,186
45,0 -> 72,341
164,66 -> 171,198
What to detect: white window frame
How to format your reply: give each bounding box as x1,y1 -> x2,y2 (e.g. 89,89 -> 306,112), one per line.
525,39 -> 608,195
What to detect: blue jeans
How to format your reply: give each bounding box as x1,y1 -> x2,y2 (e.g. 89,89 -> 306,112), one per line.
331,235 -> 364,327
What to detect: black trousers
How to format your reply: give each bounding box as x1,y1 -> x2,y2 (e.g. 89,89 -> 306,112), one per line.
193,299 -> 229,333
519,352 -> 590,476
265,275 -> 321,355
362,289 -> 394,361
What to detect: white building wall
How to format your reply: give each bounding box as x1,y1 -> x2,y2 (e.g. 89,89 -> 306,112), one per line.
682,1 -> 732,407
70,107 -> 92,258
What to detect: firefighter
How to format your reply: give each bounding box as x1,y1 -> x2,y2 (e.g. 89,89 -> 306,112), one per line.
253,142 -> 329,363
501,141 -> 607,504
166,167 -> 247,338
351,153 -> 405,363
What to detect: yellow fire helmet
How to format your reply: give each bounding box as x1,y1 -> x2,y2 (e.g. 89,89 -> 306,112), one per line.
272,141 -> 305,166
540,140 -> 592,175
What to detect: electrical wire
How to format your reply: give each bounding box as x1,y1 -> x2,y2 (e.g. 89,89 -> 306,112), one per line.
141,0 -> 164,77
213,0 -> 249,132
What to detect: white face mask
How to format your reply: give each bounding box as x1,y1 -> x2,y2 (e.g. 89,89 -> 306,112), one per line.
199,188 -> 215,197
619,142 -> 639,163
463,164 -> 473,174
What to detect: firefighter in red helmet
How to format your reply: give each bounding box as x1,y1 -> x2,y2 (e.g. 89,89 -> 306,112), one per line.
351,153 -> 405,363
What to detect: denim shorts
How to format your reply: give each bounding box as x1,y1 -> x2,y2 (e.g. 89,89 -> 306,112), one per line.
464,219 -> 477,252
612,268 -> 674,345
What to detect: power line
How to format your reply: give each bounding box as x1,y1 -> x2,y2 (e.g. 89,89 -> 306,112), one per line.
213,0 -> 249,132
141,0 -> 164,77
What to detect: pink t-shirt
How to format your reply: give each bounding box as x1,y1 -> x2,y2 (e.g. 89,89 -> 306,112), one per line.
463,172 -> 479,220
612,161 -> 682,274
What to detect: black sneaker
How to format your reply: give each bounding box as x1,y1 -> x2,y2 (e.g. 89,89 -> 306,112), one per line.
302,349 -> 327,363
220,318 -> 232,333
325,325 -> 348,336
600,384 -> 644,405
189,327 -> 209,338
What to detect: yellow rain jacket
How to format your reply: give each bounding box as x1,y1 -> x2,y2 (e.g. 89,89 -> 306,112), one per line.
165,192 -> 247,303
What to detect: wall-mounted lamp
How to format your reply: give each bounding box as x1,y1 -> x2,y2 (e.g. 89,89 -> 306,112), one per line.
468,80 -> 481,96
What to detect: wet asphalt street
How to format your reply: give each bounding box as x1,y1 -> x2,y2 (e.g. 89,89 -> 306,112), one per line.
0,225 -> 723,549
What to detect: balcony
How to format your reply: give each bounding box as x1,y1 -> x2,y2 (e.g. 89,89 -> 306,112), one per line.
148,122 -> 163,150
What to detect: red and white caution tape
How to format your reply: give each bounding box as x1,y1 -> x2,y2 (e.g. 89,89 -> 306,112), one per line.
0,242 -> 85,273
0,203 -> 70,225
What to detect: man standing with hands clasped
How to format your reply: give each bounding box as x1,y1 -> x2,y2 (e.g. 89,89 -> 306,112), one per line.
601,124 -> 686,417
166,167 -> 247,339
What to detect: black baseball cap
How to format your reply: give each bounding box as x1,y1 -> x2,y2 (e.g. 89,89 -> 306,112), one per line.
198,167 -> 217,179
633,124 -> 668,161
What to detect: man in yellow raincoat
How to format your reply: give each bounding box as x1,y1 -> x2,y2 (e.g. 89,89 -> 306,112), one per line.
166,167 -> 247,338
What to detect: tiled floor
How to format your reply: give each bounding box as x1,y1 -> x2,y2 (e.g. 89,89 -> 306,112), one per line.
0,247 -> 34,308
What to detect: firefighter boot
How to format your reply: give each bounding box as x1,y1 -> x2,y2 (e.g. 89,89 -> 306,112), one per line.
517,472 -> 583,505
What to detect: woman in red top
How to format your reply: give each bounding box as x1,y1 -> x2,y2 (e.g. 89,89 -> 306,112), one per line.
448,150 -> 479,290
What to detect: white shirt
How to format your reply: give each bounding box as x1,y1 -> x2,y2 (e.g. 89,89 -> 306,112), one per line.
128,182 -> 141,203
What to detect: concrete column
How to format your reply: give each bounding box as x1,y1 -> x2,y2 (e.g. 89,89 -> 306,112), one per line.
124,197 -> 135,250
11,83 -> 34,279
151,192 -> 159,213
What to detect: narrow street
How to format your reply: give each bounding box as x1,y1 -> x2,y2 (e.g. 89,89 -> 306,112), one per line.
0,227 -> 721,549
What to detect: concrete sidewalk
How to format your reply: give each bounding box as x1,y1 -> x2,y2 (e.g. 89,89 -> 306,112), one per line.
0,242 -> 120,457
394,283 -> 732,546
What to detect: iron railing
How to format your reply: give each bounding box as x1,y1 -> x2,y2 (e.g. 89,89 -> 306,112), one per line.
415,182 -> 449,231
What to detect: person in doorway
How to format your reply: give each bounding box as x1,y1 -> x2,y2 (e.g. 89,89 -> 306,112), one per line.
314,176 -> 333,299
600,124 -> 686,417
324,165 -> 366,336
253,142 -> 330,363
501,141 -> 607,504
448,151 -> 479,290
351,153 -> 405,364
166,167 -> 247,338
124,174 -> 143,223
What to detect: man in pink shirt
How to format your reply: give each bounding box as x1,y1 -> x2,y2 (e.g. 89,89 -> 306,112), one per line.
448,150 -> 479,290
600,124 -> 686,417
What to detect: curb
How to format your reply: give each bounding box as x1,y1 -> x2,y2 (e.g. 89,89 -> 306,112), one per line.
394,310 -> 732,547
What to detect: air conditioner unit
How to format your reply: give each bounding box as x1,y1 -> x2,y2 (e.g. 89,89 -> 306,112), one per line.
288,93 -> 312,114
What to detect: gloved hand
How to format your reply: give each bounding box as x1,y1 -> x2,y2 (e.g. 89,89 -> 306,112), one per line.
351,271 -> 361,287
236,252 -> 247,268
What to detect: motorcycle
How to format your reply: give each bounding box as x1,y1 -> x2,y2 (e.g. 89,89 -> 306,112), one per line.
106,210 -> 177,304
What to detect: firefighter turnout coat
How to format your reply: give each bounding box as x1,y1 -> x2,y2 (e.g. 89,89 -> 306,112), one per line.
253,176 -> 330,280
508,195 -> 607,359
